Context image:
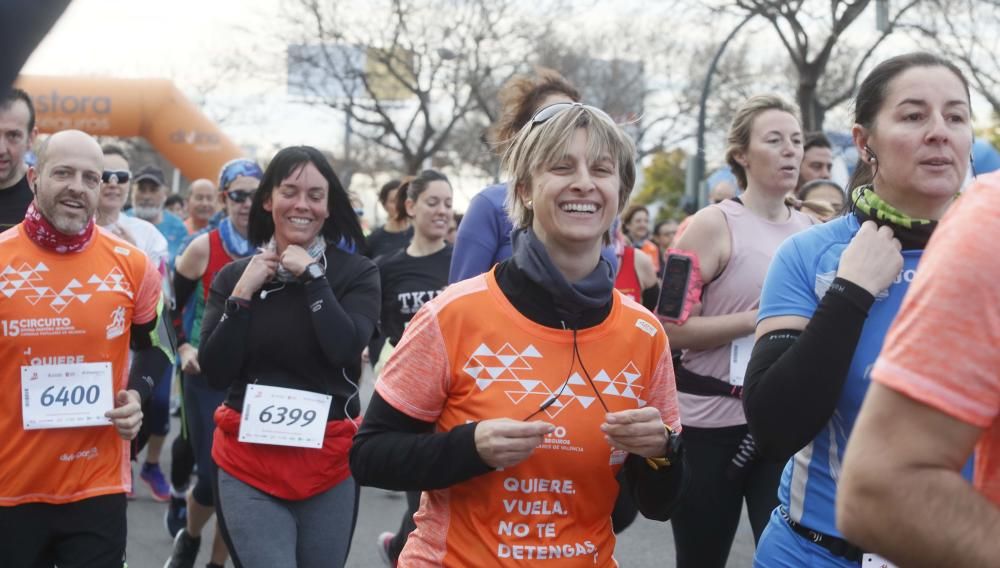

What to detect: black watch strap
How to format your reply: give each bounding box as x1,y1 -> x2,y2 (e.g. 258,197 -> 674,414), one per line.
225,296 -> 251,315
301,262 -> 325,282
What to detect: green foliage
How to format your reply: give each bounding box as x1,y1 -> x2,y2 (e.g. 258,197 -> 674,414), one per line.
634,149 -> 687,221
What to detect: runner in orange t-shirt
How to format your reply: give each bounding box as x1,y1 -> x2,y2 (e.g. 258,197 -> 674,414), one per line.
838,174 -> 1000,567
0,131 -> 170,568
351,104 -> 685,567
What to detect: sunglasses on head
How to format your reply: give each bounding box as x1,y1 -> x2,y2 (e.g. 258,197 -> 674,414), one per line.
225,189 -> 254,204
529,102 -> 616,129
101,170 -> 131,184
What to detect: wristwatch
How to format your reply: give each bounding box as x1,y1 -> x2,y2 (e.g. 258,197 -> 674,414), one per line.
300,262 -> 325,282
645,424 -> 682,471
224,296 -> 251,315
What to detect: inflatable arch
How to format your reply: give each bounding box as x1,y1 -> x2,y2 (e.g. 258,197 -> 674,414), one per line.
15,75 -> 243,183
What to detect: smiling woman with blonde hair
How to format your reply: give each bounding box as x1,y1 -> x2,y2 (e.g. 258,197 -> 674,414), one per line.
352,103 -> 684,567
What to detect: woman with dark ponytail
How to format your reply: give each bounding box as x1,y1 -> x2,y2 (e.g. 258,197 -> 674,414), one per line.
744,52 -> 976,567
371,169 -> 454,564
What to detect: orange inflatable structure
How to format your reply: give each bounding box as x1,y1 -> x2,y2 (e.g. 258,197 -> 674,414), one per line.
15,75 -> 243,183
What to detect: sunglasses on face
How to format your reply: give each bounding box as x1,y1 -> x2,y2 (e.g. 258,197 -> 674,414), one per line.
101,170 -> 131,184
528,102 -> 617,129
225,189 -> 254,204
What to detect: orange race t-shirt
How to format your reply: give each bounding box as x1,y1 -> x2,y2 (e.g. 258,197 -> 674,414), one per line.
376,268 -> 680,567
0,224 -> 160,506
872,175 -> 1000,506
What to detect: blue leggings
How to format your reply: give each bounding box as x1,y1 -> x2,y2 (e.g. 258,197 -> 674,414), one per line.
754,508 -> 858,568
183,372 -> 226,507
146,363 -> 174,437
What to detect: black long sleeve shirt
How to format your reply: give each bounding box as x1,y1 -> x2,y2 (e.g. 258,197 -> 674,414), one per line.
199,244 -> 381,420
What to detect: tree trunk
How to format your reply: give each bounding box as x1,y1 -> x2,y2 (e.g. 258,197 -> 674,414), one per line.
797,71 -> 825,132
404,155 -> 423,175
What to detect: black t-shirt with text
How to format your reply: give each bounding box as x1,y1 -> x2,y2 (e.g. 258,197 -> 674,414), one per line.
0,175 -> 33,232
376,244 -> 452,345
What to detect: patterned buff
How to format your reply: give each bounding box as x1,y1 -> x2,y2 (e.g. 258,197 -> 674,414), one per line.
22,202 -> 95,254
218,217 -> 254,258
268,235 -> 328,282
219,158 -> 264,191
851,185 -> 940,250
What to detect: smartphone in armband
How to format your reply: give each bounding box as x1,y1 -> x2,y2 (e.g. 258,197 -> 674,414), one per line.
657,253 -> 695,323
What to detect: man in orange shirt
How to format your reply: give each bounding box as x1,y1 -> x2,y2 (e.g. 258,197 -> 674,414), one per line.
837,174 -> 1000,567
0,130 -> 172,567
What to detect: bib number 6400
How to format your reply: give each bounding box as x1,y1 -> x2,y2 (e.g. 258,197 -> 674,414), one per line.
41,385 -> 101,407
21,361 -> 114,430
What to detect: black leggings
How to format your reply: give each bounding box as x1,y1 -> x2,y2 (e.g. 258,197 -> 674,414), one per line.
670,424 -> 783,568
170,373 -> 196,491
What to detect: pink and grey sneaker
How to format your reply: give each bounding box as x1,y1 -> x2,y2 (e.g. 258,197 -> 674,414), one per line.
377,531 -> 397,567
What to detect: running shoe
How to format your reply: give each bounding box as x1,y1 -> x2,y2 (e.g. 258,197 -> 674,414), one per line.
163,528 -> 200,568
140,462 -> 171,502
164,495 -> 187,538
376,531 -> 397,567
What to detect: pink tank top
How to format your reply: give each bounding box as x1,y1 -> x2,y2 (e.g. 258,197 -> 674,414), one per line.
680,199 -> 814,428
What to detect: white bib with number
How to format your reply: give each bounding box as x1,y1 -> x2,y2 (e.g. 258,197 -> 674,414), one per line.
729,334 -> 756,386
862,554 -> 898,568
238,384 -> 332,449
21,362 -> 114,430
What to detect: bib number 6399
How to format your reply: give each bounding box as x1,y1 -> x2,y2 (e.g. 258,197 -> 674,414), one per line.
238,384 -> 331,449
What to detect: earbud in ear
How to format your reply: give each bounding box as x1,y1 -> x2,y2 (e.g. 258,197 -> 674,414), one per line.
864,145 -> 874,161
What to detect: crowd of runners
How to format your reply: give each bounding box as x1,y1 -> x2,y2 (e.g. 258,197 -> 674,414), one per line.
0,49 -> 997,568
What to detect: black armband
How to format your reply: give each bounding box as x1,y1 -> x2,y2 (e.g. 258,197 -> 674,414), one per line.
827,277 -> 876,313
743,277 -> 874,461
624,443 -> 688,521
641,285 -> 659,312
172,272 -> 199,345
128,346 -> 171,403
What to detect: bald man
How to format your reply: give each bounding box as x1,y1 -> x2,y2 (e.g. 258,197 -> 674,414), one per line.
709,180 -> 737,204
184,178 -> 217,234
0,130 -> 173,567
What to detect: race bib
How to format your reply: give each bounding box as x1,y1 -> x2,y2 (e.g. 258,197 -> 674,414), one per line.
862,554 -> 898,568
729,334 -> 756,386
238,384 -> 331,449
21,362 -> 114,430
